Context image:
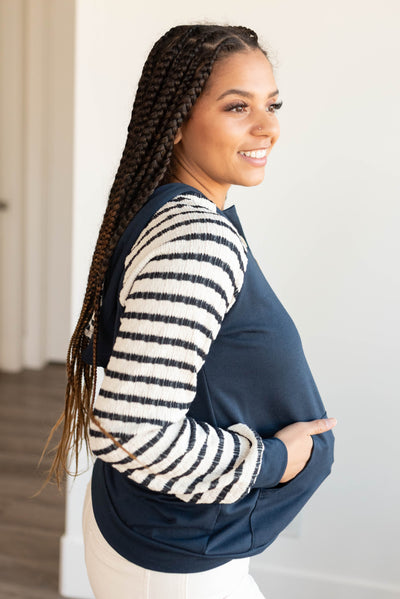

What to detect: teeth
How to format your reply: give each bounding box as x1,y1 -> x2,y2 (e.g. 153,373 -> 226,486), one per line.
240,149 -> 267,158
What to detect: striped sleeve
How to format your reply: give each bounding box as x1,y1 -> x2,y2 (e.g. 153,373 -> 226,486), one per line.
88,194 -> 265,504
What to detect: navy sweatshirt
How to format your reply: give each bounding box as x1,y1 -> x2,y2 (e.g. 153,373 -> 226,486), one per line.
83,182 -> 334,573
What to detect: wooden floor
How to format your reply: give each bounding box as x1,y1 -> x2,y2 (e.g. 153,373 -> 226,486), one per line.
0,363 -> 67,598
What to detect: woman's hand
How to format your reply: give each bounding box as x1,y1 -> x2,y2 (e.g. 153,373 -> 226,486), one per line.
274,418 -> 337,483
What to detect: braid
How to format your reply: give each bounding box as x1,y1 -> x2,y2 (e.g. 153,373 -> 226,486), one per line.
39,24 -> 268,490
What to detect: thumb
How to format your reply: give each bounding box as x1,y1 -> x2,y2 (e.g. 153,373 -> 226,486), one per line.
308,417 -> 337,436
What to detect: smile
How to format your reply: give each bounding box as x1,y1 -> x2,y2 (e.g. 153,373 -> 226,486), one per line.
239,149 -> 267,159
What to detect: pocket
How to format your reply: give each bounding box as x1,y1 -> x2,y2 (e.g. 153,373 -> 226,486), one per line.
250,430 -> 334,549
118,478 -> 221,555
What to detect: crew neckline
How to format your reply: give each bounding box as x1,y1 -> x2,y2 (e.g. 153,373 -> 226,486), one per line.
155,182 -> 235,214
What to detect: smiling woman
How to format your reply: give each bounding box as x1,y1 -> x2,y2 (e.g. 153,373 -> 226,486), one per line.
171,50 -> 281,207
42,23 -> 335,599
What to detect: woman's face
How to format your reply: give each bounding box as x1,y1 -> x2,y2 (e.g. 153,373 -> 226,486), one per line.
171,49 -> 281,209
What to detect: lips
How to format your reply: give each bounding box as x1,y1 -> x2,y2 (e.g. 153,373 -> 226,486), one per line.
239,149 -> 268,159
238,148 -> 269,167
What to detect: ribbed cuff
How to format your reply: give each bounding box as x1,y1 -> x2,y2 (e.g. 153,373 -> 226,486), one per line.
253,437 -> 288,489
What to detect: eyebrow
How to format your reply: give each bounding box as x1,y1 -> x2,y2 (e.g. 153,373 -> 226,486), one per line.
216,88 -> 279,101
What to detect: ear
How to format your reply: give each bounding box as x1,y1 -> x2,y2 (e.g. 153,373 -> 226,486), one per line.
174,128 -> 182,145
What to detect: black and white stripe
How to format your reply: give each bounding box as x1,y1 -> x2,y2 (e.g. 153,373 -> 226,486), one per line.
89,193 -> 264,504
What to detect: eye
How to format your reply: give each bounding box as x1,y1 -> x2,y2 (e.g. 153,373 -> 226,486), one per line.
267,100 -> 283,113
224,101 -> 248,113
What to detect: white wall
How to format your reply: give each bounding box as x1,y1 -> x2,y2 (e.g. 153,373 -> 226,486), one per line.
67,1 -> 400,597
45,0 -> 75,362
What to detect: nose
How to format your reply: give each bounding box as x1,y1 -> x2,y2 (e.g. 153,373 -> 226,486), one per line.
252,112 -> 280,145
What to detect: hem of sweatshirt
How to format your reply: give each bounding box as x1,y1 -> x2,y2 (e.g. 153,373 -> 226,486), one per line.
91,468 -> 248,573
253,437 -> 288,489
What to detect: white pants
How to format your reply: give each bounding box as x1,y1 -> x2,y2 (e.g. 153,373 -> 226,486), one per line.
82,482 -> 266,599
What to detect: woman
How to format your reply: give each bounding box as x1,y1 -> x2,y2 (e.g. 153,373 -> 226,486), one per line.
44,24 -> 336,599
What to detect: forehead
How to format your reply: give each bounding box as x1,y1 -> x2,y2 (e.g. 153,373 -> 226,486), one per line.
203,49 -> 276,97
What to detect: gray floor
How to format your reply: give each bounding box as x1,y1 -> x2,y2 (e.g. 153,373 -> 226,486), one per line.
0,363 -> 66,598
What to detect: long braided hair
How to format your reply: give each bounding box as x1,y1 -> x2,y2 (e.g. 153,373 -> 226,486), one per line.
42,24 -> 267,489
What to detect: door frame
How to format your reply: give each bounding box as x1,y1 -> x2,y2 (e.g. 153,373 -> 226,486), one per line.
0,0 -> 26,371
0,0 -> 73,371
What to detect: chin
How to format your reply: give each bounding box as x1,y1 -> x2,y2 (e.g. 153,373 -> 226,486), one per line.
237,175 -> 266,188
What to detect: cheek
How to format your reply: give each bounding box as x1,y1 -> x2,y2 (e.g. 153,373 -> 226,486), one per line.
202,125 -> 241,163
183,121 -> 212,156
185,124 -> 225,162
182,114 -> 242,165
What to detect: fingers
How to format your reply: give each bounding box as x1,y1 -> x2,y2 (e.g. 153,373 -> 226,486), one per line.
308,417 -> 337,435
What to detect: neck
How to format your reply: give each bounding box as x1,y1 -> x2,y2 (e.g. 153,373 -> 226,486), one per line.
168,168 -> 228,211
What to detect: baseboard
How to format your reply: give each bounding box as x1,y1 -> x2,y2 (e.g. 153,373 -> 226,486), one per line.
249,562 -> 400,599
59,534 -> 94,599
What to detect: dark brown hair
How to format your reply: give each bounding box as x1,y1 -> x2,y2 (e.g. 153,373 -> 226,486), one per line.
41,24 -> 267,489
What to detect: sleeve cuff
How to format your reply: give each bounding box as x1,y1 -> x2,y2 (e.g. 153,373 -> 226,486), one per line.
253,437 -> 288,489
